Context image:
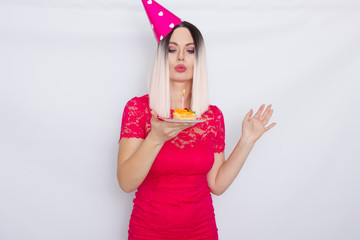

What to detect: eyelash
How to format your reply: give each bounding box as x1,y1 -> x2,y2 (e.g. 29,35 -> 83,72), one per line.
168,49 -> 195,54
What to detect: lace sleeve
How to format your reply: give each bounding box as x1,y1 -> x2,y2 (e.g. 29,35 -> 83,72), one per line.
118,97 -> 146,143
213,106 -> 225,153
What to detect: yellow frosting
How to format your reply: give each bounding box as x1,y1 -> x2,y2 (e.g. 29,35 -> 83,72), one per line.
173,109 -> 196,120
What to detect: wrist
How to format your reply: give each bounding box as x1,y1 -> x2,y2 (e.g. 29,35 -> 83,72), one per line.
239,134 -> 256,146
147,131 -> 165,147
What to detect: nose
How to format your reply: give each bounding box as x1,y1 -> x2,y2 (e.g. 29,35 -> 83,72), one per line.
177,49 -> 184,61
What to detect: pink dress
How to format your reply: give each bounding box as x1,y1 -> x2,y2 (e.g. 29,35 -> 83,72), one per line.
119,94 -> 225,240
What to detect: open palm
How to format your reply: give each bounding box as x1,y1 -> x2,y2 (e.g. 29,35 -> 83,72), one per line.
242,104 -> 276,143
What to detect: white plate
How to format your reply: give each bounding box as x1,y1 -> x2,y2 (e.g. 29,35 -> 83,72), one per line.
158,118 -> 206,123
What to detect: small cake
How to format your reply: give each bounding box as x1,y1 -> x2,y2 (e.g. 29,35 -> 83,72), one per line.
173,108 -> 197,120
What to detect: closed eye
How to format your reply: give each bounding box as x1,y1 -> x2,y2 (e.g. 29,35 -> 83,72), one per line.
168,49 -> 195,54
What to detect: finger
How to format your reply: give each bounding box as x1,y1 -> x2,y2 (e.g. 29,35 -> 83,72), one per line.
151,110 -> 158,119
259,104 -> 272,122
176,122 -> 194,129
151,110 -> 161,122
172,123 -> 195,136
245,109 -> 253,120
254,104 -> 265,119
265,122 -> 277,131
262,109 -> 273,125
171,128 -> 186,136
183,123 -> 195,129
169,121 -> 196,127
181,123 -> 194,128
178,123 -> 193,130
167,122 -> 190,128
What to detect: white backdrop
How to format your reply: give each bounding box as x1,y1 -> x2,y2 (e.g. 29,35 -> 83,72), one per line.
1,0 -> 359,239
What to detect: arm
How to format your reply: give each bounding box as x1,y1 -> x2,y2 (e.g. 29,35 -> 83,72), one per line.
207,104 -> 276,195
207,136 -> 255,195
117,110 -> 196,193
117,132 -> 164,193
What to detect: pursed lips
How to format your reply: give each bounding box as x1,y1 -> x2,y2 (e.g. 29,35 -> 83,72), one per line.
175,64 -> 187,71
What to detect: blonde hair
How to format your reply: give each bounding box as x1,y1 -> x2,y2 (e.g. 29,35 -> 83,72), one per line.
147,21 -> 210,119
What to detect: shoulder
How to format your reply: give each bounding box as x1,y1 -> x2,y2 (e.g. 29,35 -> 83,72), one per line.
137,93 -> 149,104
125,94 -> 149,109
208,104 -> 224,118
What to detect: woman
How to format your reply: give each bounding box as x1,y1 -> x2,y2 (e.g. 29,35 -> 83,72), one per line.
117,3 -> 276,239
117,22 -> 276,239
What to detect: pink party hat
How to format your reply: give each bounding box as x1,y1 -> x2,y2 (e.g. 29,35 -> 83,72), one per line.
141,0 -> 183,43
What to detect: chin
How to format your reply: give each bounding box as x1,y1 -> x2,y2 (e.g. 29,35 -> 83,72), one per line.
170,78 -> 193,82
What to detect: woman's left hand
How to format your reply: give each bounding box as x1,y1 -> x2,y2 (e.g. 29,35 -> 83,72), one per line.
241,104 -> 276,143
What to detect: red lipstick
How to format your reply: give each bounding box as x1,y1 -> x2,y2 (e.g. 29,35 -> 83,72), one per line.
175,64 -> 187,72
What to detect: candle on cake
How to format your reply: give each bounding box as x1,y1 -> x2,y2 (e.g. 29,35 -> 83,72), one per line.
182,89 -> 185,109
173,88 -> 197,120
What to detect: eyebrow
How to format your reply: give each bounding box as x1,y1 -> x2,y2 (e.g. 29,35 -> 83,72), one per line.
169,42 -> 194,46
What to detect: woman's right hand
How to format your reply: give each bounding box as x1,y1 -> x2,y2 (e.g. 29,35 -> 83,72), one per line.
148,110 -> 196,144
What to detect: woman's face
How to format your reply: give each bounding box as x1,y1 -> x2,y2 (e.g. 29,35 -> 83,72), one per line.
168,27 -> 195,82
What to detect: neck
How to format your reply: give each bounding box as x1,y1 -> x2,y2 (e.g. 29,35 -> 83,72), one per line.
170,80 -> 192,109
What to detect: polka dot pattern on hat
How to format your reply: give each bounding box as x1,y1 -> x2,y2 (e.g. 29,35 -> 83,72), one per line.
141,0 -> 183,43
